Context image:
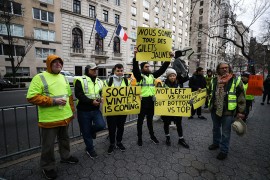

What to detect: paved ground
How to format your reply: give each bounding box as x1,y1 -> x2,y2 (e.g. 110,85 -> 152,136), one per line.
0,97 -> 270,180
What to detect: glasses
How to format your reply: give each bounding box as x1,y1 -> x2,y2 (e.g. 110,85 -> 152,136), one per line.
219,67 -> 229,70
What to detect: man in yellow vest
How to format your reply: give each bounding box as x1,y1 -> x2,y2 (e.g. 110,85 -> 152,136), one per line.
241,72 -> 254,122
208,63 -> 246,160
74,63 -> 106,159
104,64 -> 130,154
27,55 -> 78,179
132,48 -> 173,146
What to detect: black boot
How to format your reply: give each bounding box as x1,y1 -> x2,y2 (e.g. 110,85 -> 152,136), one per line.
166,136 -> 171,146
178,138 -> 189,149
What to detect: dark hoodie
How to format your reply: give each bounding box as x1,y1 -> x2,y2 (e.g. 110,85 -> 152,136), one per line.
188,72 -> 206,91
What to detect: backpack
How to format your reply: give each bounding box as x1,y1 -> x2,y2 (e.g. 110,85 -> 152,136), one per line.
108,76 -> 128,87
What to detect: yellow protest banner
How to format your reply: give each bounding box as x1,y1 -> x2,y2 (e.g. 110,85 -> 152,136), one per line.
246,75 -> 263,96
102,86 -> 141,116
154,88 -> 192,117
136,27 -> 172,61
191,88 -> 207,109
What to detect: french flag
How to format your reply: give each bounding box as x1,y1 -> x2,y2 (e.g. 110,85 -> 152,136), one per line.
116,24 -> 128,42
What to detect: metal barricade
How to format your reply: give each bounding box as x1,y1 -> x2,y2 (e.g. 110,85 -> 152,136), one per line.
0,104 -> 137,161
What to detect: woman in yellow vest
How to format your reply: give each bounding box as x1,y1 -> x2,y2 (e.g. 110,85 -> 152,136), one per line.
27,55 -> 78,179
241,72 -> 254,122
162,68 -> 189,148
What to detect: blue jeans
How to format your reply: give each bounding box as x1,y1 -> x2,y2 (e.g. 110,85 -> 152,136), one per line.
77,109 -> 106,152
211,112 -> 234,154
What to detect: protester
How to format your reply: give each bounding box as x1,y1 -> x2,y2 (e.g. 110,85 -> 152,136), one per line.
205,69 -> 214,108
188,67 -> 207,119
208,63 -> 246,160
132,47 -> 173,146
261,75 -> 270,105
241,72 -> 254,121
104,64 -> 130,154
27,55 -> 78,179
74,63 -> 106,158
161,68 -> 189,148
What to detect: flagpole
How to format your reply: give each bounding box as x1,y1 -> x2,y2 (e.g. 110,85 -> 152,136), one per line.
89,15 -> 97,44
108,24 -> 118,47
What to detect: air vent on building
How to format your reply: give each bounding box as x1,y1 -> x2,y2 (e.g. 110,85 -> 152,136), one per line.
42,41 -> 49,45
40,3 -> 47,8
41,22 -> 48,26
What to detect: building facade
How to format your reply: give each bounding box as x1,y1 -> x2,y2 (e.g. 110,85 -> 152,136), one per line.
0,0 -> 62,77
61,0 -> 127,77
189,0 -> 221,73
126,0 -> 191,71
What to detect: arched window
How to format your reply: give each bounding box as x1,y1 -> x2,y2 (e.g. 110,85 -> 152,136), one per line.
72,28 -> 83,53
113,36 -> 120,53
95,33 -> 103,51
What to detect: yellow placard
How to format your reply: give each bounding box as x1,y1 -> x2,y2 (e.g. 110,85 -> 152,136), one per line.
191,88 -> 207,109
136,27 -> 172,61
102,86 -> 141,116
154,88 -> 192,117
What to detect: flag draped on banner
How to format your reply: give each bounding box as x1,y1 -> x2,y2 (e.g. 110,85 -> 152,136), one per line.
95,19 -> 108,38
116,24 -> 128,41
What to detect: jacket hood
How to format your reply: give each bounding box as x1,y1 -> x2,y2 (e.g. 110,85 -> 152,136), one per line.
46,54 -> 63,73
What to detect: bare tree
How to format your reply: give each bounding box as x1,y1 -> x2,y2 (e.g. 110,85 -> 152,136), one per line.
0,0 -> 34,78
190,0 -> 270,74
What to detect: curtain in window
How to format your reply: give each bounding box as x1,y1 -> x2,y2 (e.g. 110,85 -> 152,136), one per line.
72,28 -> 83,50
95,33 -> 103,51
113,36 -> 120,53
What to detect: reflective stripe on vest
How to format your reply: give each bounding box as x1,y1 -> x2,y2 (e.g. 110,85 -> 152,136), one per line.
243,83 -> 255,100
227,77 -> 241,110
76,76 -> 103,101
138,74 -> 155,97
104,78 -> 129,87
37,72 -> 72,123
209,76 -> 241,110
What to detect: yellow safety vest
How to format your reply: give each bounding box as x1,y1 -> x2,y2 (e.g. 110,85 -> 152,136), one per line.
137,74 -> 155,97
74,75 -> 103,102
210,76 -> 241,110
26,71 -> 73,123
243,83 -> 255,100
104,77 -> 130,87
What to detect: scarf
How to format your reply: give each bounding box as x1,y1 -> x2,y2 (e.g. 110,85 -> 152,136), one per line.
215,73 -> 233,117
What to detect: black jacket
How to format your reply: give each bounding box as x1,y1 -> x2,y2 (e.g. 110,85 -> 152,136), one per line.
263,78 -> 270,91
74,76 -> 101,111
188,74 -> 206,91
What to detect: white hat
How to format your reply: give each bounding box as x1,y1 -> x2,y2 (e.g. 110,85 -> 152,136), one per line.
166,68 -> 177,77
87,63 -> 98,70
232,118 -> 247,136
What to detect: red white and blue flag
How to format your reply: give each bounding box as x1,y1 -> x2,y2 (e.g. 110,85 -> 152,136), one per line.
116,24 -> 128,42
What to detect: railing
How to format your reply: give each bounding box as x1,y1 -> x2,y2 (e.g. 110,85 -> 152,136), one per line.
113,52 -> 122,57
92,50 -> 107,56
0,104 -> 137,161
71,47 -> 85,54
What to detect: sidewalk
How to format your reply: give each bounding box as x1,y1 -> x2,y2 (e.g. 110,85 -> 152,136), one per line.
1,97 -> 270,179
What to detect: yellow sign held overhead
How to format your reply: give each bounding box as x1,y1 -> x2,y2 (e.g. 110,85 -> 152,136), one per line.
154,88 -> 192,117
102,86 -> 141,116
136,27 -> 172,61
